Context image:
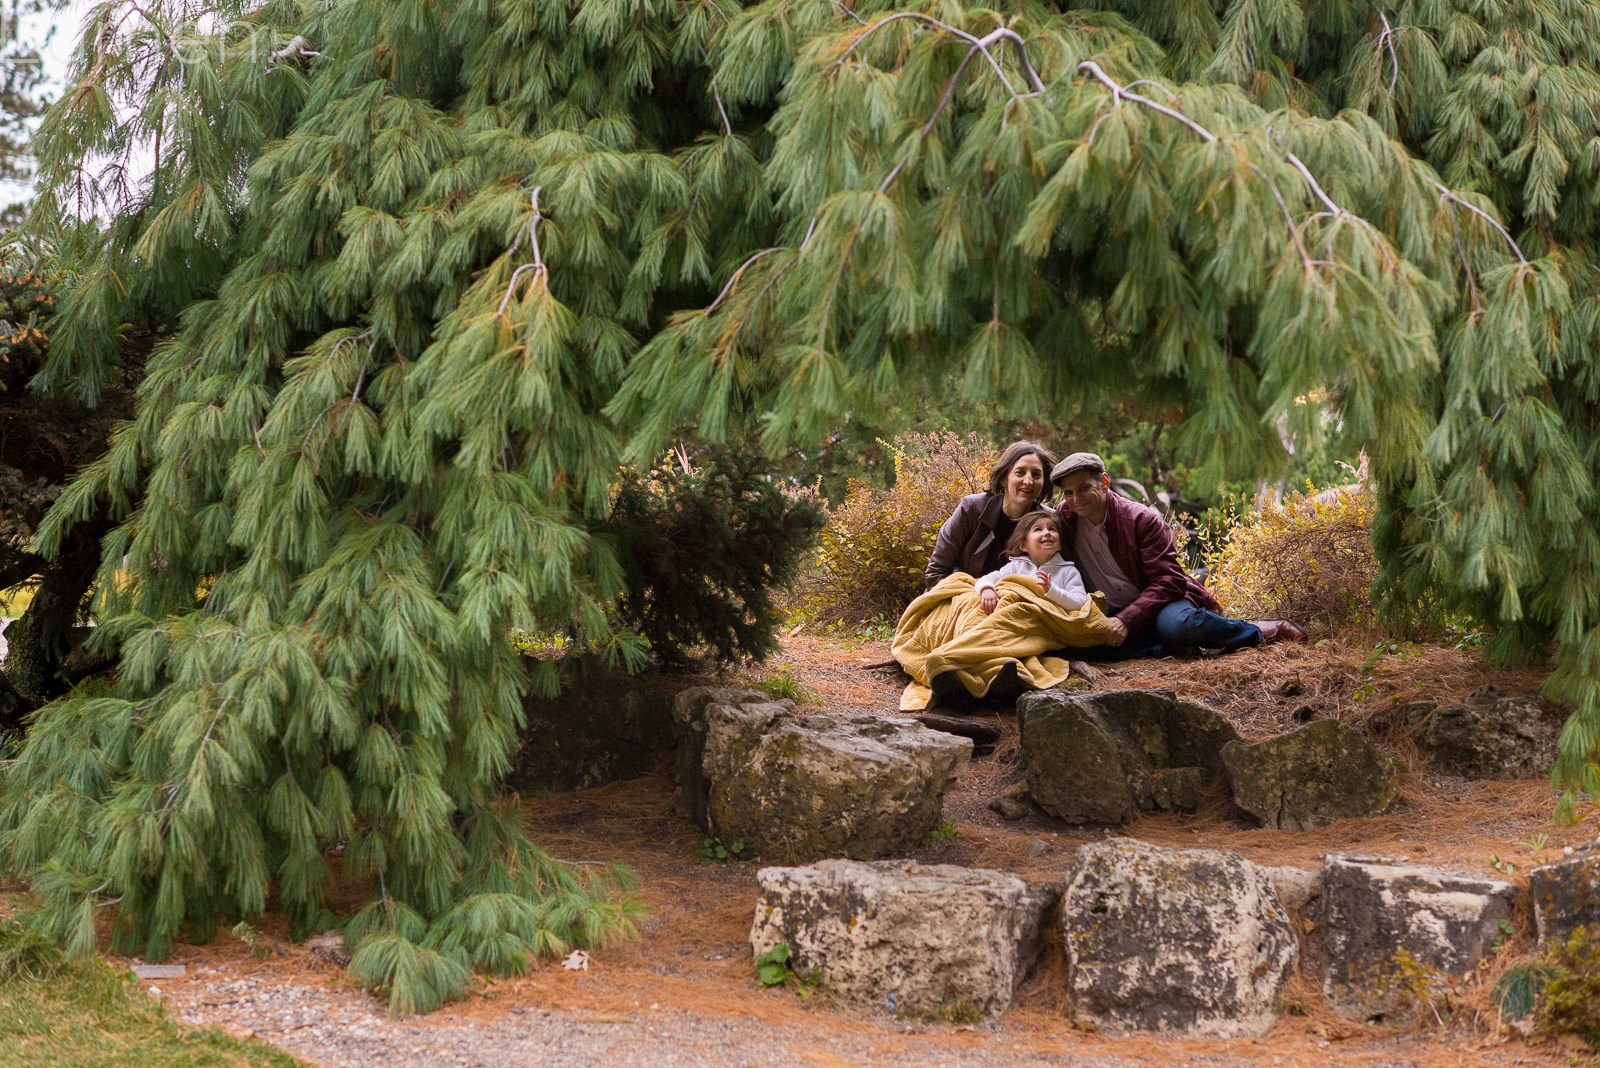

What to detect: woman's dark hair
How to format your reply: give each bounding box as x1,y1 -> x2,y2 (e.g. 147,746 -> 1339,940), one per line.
987,440 -> 1058,503
1005,512 -> 1062,558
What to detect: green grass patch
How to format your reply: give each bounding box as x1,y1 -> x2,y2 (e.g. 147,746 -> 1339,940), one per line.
0,919 -> 302,1068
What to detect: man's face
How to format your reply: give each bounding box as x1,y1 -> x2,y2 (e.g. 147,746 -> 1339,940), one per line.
1055,470 -> 1110,520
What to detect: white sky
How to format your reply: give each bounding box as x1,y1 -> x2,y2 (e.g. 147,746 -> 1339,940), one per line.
0,0 -> 94,206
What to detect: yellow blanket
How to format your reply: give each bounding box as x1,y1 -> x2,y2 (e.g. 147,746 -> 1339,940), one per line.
891,573 -> 1114,711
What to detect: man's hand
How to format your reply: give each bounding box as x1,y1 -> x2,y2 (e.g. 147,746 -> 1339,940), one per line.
1104,617 -> 1128,646
980,588 -> 998,614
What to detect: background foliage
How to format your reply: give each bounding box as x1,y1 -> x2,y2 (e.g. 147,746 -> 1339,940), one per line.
1207,481 -> 1380,635
794,429 -> 995,628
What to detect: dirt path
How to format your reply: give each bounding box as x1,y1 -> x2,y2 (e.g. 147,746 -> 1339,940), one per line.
149,637 -> 1581,1068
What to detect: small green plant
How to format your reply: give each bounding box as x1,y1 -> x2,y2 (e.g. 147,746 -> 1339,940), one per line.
754,666 -> 813,704
231,921 -> 273,960
1526,832 -> 1550,852
754,943 -> 792,986
1392,947 -> 1452,1025
921,819 -> 957,845
1447,624 -> 1489,651
853,613 -> 897,645
1487,854 -> 1516,875
1490,919 -> 1515,954
1493,961 -> 1557,1020
694,837 -> 745,865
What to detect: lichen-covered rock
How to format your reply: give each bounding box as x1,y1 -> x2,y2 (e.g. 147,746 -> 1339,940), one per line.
1016,689 -> 1239,824
671,688 -> 971,862
671,687 -> 775,829
1221,719 -> 1400,830
1321,853 -> 1517,1021
1412,685 -> 1561,779
750,860 -> 1056,1017
1530,846 -> 1600,946
1059,839 -> 1297,1037
1265,865 -> 1324,913
1150,766 -> 1206,813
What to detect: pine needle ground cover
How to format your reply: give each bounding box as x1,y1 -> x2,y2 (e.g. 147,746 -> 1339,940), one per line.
129,636 -> 1580,1067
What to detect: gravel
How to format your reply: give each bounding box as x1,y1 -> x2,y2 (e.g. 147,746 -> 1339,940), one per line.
160,965 -> 1147,1068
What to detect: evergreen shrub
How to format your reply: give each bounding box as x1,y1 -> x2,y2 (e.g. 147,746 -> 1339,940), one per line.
1207,482 -> 1378,632
795,431 -> 996,628
606,450 -> 823,666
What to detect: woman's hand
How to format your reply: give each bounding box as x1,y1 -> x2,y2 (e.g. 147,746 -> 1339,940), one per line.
980,588 -> 998,614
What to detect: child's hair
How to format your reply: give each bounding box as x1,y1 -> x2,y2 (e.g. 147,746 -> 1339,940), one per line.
1005,512 -> 1062,558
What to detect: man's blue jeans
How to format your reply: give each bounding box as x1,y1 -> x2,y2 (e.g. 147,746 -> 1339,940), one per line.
1074,600 -> 1262,660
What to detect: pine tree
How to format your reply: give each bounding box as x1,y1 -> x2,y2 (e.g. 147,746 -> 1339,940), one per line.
9,0 -> 1600,1013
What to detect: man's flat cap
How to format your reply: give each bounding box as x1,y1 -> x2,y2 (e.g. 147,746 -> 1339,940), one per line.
1051,451 -> 1105,483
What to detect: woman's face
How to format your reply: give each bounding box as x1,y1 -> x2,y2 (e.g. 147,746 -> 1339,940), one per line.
1004,454 -> 1045,507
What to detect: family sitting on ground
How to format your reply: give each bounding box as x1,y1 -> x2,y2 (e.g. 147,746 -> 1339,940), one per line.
893,440 -> 1304,709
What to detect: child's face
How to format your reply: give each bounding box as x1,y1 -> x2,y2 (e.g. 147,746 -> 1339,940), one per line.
1025,522 -> 1060,564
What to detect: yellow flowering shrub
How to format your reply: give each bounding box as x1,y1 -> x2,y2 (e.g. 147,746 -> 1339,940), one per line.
794,430 -> 997,628
1207,481 -> 1377,631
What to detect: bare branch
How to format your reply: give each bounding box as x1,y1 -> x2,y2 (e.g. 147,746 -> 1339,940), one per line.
495,186 -> 551,320
1282,150 -> 1342,216
841,12 -> 1049,104
1375,12 -> 1400,95
1077,61 -> 1217,142
526,185 -> 545,270
1433,185 -> 1530,266
833,0 -> 867,26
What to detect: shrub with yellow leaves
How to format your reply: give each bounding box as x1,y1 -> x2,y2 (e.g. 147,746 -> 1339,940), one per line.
1207,481 -> 1378,632
793,430 -> 997,628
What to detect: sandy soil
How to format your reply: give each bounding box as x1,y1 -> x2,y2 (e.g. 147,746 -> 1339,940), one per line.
145,636 -> 1589,1068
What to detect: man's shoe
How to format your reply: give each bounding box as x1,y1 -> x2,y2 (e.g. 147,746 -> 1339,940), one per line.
931,670 -> 967,700
1255,619 -> 1306,644
987,660 -> 1022,700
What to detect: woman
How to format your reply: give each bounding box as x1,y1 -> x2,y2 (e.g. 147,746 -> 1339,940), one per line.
923,440 -> 1056,590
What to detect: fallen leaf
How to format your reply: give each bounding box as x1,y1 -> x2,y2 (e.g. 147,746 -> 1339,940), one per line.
562,949 -> 590,971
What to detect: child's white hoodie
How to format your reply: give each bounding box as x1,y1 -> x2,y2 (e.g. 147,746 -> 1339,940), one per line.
975,553 -> 1086,610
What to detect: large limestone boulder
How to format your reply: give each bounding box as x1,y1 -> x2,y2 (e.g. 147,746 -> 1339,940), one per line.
672,688 -> 971,862
1016,688 -> 1240,825
750,860 -> 1056,1017
1530,846 -> 1600,946
1321,853 -> 1517,1021
1410,685 -> 1561,779
1221,719 -> 1400,830
1059,839 -> 1298,1037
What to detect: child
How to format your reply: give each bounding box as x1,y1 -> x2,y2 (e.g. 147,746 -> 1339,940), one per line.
976,512 -> 1086,615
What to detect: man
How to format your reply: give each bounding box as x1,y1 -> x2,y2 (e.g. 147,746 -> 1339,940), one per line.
1052,452 -> 1304,656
